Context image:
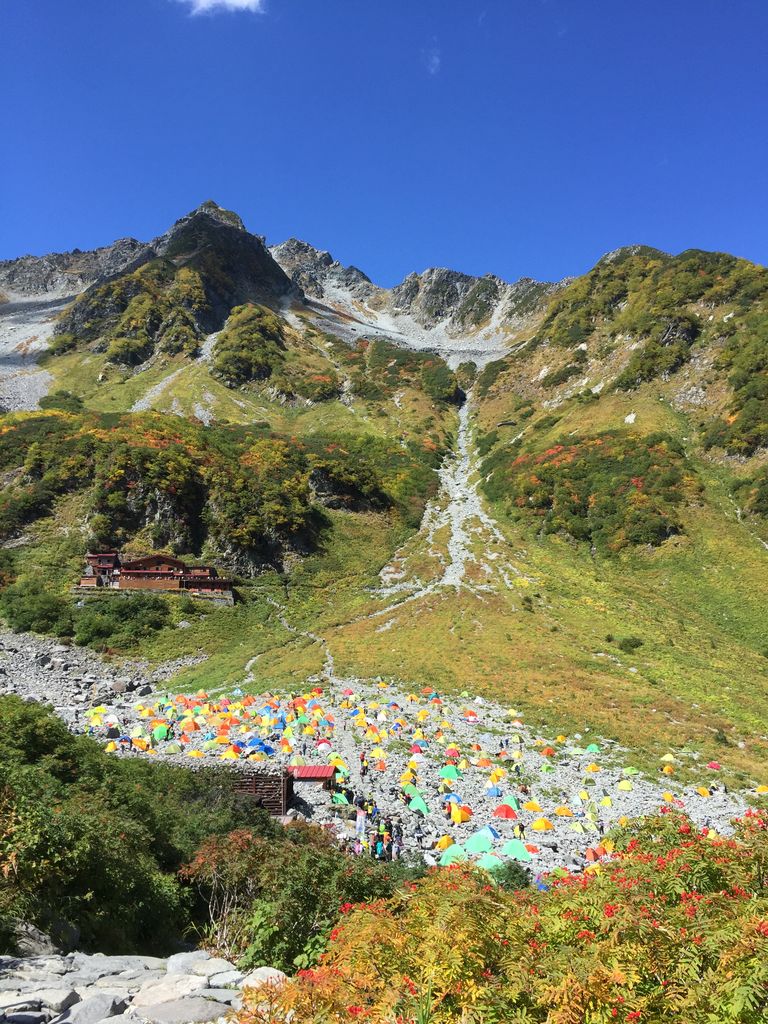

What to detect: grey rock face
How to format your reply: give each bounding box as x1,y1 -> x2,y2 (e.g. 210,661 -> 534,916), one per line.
0,240 -> 151,300
10,922 -> 62,957
269,238 -> 375,302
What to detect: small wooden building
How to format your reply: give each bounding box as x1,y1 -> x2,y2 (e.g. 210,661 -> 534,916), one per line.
232,769 -> 295,816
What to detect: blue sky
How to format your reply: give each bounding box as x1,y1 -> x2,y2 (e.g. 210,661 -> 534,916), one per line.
2,1 -> 766,285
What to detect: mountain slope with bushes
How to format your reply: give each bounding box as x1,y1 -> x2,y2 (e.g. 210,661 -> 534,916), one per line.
0,206 -> 766,781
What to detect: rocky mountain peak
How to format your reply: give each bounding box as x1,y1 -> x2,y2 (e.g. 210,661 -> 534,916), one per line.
270,238 -> 373,301
391,267 -> 490,327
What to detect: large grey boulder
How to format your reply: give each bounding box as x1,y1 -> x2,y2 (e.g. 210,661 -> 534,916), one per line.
238,967 -> 287,989
131,976 -> 207,1009
164,952 -> 209,975
207,971 -> 243,988
50,993 -> 127,1024
0,996 -> 41,1013
36,992 -> 81,1014
11,922 -> 62,957
189,959 -> 237,979
201,991 -> 242,1009
126,997 -> 230,1024
5,1013 -> 51,1024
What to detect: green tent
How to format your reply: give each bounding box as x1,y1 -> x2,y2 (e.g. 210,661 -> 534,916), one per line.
586,743 -> 601,754
439,765 -> 461,780
465,832 -> 493,855
203,739 -> 218,751
152,724 -> 170,742
409,795 -> 429,816
501,839 -> 532,862
439,845 -> 467,866
540,763 -> 555,773
403,783 -> 420,797
475,853 -> 504,873
165,741 -> 182,754
503,796 -> 521,811
622,766 -> 640,776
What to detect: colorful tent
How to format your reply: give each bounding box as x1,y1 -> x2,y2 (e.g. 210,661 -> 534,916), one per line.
493,804 -> 517,819
501,838 -> 532,862
531,818 -> 554,832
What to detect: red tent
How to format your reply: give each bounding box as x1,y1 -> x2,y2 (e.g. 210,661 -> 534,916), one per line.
493,805 -> 517,820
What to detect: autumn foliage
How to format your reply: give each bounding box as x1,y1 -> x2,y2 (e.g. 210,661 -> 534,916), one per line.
237,811 -> 768,1024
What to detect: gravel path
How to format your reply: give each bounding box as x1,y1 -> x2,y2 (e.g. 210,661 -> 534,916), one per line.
0,295 -> 67,410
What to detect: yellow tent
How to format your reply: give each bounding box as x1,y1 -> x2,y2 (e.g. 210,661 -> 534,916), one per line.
450,804 -> 472,824
187,750 -> 204,758
585,763 -> 601,773
756,785 -> 768,795
556,735 -> 567,743
531,818 -> 554,832
696,786 -> 711,798
104,741 -> 117,753
600,796 -> 612,808
617,780 -> 633,792
662,764 -> 675,775
660,753 -> 677,763
554,806 -> 573,817
400,771 -> 415,785
436,835 -> 454,851
662,791 -> 675,802
523,800 -> 542,813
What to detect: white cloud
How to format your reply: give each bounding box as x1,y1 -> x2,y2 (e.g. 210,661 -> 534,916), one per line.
423,45 -> 441,76
177,0 -> 265,14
